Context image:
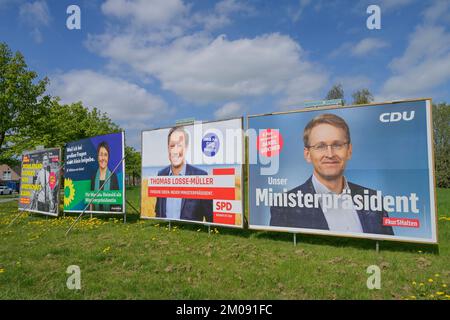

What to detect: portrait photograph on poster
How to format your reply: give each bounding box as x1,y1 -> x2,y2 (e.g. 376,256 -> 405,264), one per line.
141,118 -> 244,228
18,148 -> 61,216
248,99 -> 438,244
63,132 -> 125,214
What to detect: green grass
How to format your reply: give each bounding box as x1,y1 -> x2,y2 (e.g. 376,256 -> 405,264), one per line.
0,194 -> 19,199
0,188 -> 449,300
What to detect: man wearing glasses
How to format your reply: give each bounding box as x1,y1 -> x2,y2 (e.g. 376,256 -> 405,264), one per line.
270,113 -> 394,235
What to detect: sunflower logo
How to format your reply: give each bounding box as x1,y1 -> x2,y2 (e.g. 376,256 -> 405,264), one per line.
64,178 -> 75,207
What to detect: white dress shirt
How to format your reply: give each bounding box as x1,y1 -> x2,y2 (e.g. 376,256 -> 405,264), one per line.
35,168 -> 52,204
312,174 -> 363,233
165,163 -> 186,219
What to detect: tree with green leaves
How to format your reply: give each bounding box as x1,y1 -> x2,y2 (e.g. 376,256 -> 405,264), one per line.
325,83 -> 345,105
352,88 -> 374,105
6,99 -> 121,158
433,103 -> 450,188
125,146 -> 141,186
0,42 -> 51,161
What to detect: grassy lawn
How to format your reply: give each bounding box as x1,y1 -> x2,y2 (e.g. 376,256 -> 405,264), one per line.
0,193 -> 19,199
0,187 -> 449,300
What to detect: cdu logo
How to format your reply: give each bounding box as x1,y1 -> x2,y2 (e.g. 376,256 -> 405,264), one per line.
379,111 -> 415,123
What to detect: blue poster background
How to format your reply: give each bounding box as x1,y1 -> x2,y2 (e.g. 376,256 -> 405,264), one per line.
248,100 -> 435,241
64,132 -> 124,211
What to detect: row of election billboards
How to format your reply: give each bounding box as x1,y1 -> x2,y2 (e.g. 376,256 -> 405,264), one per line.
18,99 -> 438,244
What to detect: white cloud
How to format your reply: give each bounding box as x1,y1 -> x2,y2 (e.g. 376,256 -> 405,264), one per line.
279,72 -> 329,108
19,0 -> 50,43
215,0 -> 248,14
30,28 -> 43,43
85,0 -> 328,110
380,53 -> 450,100
287,0 -> 312,23
101,0 -> 188,28
86,32 -> 328,105
328,42 -> 352,59
19,0 -> 50,25
351,38 -> 389,57
389,25 -> 450,73
377,0 -> 415,11
100,0 -> 253,38
355,0 -> 415,13
198,0 -> 255,30
378,2 -> 450,100
0,0 -> 22,9
49,70 -> 172,129
214,102 -> 244,119
422,0 -> 450,25
329,38 -> 388,59
100,0 -> 190,44
96,0 -> 256,49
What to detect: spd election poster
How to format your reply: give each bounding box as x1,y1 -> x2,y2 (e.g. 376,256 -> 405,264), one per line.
141,118 -> 244,228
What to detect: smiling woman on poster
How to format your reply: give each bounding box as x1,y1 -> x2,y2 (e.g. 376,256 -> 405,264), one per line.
90,141 -> 119,212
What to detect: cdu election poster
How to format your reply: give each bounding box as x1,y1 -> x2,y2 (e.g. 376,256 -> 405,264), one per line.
141,118 -> 244,228
64,132 -> 125,214
247,99 -> 437,244
18,148 -> 61,216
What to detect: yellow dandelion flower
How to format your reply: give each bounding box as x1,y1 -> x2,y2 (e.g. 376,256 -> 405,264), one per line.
442,284 -> 447,288
410,296 -> 416,299
412,281 -> 417,285
0,268 -> 5,273
445,295 -> 450,299
435,274 -> 440,277
419,283 -> 424,286
436,292 -> 444,295
429,294 -> 435,298
428,278 -> 434,283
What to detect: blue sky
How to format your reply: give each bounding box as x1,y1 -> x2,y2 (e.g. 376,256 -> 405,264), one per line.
1,0 -> 449,149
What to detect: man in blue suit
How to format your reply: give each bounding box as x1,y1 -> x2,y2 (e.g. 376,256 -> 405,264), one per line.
155,126 -> 213,222
270,114 -> 394,235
